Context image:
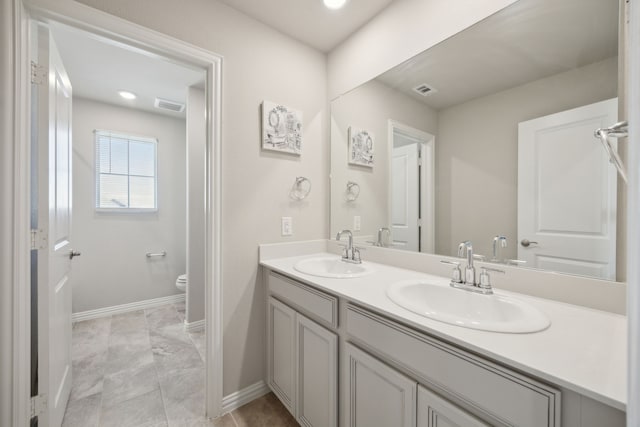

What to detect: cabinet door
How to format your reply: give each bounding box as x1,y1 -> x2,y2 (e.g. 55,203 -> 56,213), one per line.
296,313 -> 338,427
417,385 -> 489,427
267,297 -> 297,416
345,343 -> 417,427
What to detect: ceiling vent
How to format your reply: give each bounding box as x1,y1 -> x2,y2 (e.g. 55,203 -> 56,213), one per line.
154,97 -> 185,113
412,83 -> 438,97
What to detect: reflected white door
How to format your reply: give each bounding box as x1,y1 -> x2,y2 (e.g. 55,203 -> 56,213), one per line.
517,98 -> 618,279
36,25 -> 74,427
391,143 -> 419,251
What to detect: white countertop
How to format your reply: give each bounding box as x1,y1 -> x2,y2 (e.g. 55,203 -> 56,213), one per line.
260,252 -> 627,411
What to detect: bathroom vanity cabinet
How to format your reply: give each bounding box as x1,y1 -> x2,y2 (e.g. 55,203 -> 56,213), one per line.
267,272 -> 338,427
263,266 -> 626,427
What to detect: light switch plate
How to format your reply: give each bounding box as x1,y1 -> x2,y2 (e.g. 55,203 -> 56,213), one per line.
281,217 -> 293,236
354,215 -> 361,231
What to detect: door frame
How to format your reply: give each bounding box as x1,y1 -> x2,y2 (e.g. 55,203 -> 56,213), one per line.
7,1 -> 32,426
12,0 -> 224,423
627,1 -> 640,425
387,120 -> 435,253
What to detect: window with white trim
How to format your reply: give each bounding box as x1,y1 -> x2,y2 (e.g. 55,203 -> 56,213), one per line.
95,130 -> 158,211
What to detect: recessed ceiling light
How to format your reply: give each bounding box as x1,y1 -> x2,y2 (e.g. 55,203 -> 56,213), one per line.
324,0 -> 346,10
118,91 -> 137,100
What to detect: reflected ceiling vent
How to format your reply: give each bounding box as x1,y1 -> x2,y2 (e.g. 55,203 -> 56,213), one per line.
412,83 -> 438,97
154,97 -> 185,113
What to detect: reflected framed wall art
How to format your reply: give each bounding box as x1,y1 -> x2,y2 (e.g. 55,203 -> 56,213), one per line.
348,126 -> 374,167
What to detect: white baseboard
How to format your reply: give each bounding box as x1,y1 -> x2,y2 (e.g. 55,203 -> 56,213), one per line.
72,293 -> 186,322
184,318 -> 205,332
221,380 -> 270,414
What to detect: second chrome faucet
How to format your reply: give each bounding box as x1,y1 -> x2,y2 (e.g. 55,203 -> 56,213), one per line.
441,240 -> 504,295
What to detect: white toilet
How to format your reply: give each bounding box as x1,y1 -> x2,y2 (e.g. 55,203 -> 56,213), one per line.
176,274 -> 187,292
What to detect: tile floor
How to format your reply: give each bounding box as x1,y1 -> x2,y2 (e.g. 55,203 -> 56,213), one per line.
62,302 -> 296,427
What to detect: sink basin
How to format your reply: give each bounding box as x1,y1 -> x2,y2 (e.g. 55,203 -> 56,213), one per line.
294,256 -> 374,279
387,280 -> 550,333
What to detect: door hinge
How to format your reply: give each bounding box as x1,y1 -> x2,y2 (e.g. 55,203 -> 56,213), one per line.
30,394 -> 47,418
417,218 -> 423,226
31,229 -> 47,250
31,61 -> 46,85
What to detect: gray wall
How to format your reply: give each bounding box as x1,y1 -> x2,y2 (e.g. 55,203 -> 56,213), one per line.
71,97 -> 186,313
186,87 -> 205,324
331,80 -> 437,240
436,57 -> 618,259
74,0 -> 329,396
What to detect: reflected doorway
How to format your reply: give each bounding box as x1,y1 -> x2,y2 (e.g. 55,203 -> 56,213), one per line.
388,121 -> 435,253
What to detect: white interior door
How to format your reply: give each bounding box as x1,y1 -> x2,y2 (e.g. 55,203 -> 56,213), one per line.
36,25 -> 74,427
391,142 -> 419,251
517,98 -> 618,279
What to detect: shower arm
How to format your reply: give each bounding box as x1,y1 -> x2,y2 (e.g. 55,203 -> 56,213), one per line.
594,121 -> 628,184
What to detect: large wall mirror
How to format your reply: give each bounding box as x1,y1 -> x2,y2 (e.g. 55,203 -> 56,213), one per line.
330,0 -> 624,281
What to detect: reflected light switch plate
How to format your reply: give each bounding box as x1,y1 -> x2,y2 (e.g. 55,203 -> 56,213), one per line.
282,217 -> 293,236
354,216 -> 361,231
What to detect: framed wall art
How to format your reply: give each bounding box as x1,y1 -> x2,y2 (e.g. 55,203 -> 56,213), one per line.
262,101 -> 303,155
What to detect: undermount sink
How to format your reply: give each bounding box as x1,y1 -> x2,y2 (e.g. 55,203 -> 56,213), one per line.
386,280 -> 550,333
294,256 -> 374,279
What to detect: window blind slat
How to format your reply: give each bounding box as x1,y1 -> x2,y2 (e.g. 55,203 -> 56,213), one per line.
99,174 -> 128,208
130,176 -> 155,208
109,138 -> 129,175
129,141 -> 155,177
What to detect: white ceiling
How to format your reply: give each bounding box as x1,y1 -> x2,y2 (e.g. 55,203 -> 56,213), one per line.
375,0 -> 618,110
50,23 -> 205,118
217,0 -> 395,52
50,0 -> 394,113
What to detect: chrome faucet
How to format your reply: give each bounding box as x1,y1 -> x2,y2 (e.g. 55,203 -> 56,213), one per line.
491,235 -> 507,262
491,235 -> 527,266
440,240 -> 503,295
375,227 -> 391,247
336,230 -> 362,264
457,241 -> 475,285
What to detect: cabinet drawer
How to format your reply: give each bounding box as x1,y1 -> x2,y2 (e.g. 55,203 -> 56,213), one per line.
346,304 -> 561,427
268,271 -> 338,328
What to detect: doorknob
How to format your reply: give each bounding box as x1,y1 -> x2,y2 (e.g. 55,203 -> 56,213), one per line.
520,239 -> 538,248
69,250 -> 82,259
